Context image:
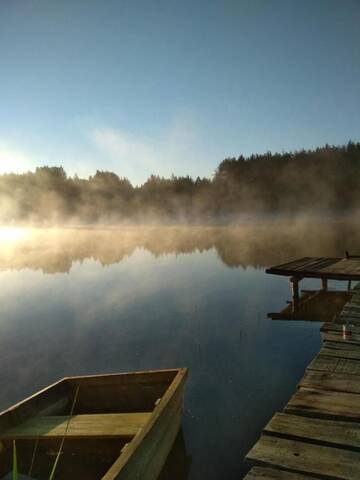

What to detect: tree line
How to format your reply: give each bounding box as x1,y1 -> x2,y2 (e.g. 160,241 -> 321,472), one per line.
1,141 -> 360,223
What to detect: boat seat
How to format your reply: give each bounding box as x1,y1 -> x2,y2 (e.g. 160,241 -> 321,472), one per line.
0,412 -> 151,440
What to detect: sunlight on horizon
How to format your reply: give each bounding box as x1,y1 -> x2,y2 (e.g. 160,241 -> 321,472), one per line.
0,227 -> 30,243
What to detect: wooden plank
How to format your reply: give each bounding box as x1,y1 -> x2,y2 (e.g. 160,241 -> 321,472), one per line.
308,354 -> 360,375
321,343 -> 360,360
246,435 -> 360,479
322,259 -> 360,275
321,323 -> 360,334
266,257 -> 311,271
2,475 -> 37,480
323,341 -> 360,351
343,304 -> 360,311
292,257 -> 331,272
339,305 -> 360,318
297,257 -> 341,273
265,412 -> 360,449
299,369 -> 360,394
345,299 -> 360,306
102,367 -> 187,480
0,412 -> 151,439
267,256 -> 360,280
323,332 -> 360,345
336,316 -> 360,326
334,358 -> 360,375
66,369 -> 178,387
285,388 -> 360,420
244,466 -> 321,479
307,354 -> 340,372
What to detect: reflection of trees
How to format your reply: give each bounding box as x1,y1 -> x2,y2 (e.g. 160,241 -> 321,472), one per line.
2,221 -> 360,273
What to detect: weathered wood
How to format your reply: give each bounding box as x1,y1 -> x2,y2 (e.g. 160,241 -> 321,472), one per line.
290,276 -> 300,311
299,369 -> 360,394
251,259 -> 360,478
336,318 -> 360,328
323,332 -> 360,345
308,354 -> 360,375
307,354 -> 340,372
246,435 -> 360,479
0,413 -> 151,439
266,256 -> 360,281
321,343 -> 360,360
344,309 -> 360,317
102,368 -> 187,480
0,368 -> 188,480
321,322 -> 360,334
265,412 -> 360,449
343,304 -> 360,311
244,466 -> 320,479
66,369 -> 179,387
285,388 -> 360,420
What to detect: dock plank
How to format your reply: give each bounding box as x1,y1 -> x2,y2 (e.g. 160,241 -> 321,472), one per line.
321,343 -> 360,360
321,323 -> 360,334
246,435 -> 360,479
323,332 -> 360,345
307,354 -> 340,372
268,257 -> 311,271
308,354 -> 360,375
0,412 -> 151,439
266,256 -> 360,280
299,369 -> 360,394
292,257 -> 333,272
244,466 -> 321,479
264,412 -> 360,449
299,257 -> 342,273
247,258 -> 360,478
285,388 -> 360,420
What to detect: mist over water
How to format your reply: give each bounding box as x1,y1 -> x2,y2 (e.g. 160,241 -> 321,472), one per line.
0,220 -> 357,478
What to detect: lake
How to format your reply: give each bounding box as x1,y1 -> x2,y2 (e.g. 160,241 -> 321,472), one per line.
0,220 -> 358,479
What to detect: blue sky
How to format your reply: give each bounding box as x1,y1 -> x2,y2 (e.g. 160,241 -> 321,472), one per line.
1,0 -> 360,184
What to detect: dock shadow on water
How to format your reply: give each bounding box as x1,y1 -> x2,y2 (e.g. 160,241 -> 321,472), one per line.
0,219 -> 359,478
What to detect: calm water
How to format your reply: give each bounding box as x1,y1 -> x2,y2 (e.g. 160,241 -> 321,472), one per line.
0,221 -> 359,479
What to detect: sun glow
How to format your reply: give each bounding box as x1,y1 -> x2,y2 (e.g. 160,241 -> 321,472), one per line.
0,227 -> 29,242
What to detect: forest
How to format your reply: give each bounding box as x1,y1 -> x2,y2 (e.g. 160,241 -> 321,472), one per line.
1,141 -> 360,224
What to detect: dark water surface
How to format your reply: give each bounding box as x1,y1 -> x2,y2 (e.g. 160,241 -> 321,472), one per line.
0,221 -> 358,479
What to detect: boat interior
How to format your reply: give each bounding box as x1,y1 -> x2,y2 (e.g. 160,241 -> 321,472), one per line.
0,370 -> 180,480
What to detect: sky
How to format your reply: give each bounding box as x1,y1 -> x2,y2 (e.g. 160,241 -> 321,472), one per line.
1,0 -> 360,185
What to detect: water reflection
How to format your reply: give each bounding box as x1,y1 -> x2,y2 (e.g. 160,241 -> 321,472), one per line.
0,221 -> 357,478
268,289 -> 352,322
159,431 -> 192,480
1,220 -> 360,273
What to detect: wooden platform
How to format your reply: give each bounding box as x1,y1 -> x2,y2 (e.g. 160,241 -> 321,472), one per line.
266,256 -> 360,281
244,278 -> 360,479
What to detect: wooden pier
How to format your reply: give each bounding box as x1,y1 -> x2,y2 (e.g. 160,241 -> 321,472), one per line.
244,263 -> 360,479
266,256 -> 360,311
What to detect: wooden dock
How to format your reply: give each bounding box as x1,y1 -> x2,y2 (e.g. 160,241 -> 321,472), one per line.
244,272 -> 360,479
266,256 -> 360,312
266,256 -> 360,281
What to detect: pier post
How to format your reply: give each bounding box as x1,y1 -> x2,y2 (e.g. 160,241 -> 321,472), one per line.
290,276 -> 300,312
321,278 -> 328,291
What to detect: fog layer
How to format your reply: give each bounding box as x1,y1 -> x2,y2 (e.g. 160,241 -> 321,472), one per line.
1,142 -> 360,224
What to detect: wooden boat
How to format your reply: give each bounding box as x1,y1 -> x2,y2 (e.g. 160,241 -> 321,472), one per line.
0,368 -> 187,480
